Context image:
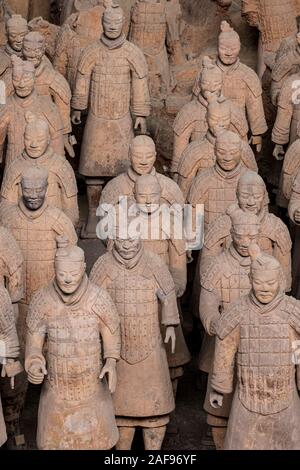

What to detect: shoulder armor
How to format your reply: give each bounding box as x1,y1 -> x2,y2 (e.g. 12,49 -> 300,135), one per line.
216,297 -> 245,340
0,285 -> 14,333
204,214 -> 232,250
90,252 -> 116,285
173,101 -> 204,136
241,142 -> 258,172
49,207 -> 77,244
272,50 -> 297,82
144,250 -> 175,296
264,213 -> 292,253
239,63 -> 262,98
178,139 -> 209,178
283,139 -> 300,175
187,167 -> 214,205
229,102 -> 249,137
156,173 -> 184,206
100,173 -> 129,206
277,73 -> 296,107
0,226 -> 23,274
285,296 -> 300,335
124,40 -> 148,79
91,283 -> 120,334
200,255 -> 223,291
51,70 -> 71,104
1,158 -> 22,199
40,97 -> 64,133
26,287 -> 49,333
51,154 -> 77,198
77,41 -> 99,74
0,49 -> 11,75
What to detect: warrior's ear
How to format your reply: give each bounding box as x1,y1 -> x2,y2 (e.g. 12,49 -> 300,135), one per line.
25,111 -> 36,124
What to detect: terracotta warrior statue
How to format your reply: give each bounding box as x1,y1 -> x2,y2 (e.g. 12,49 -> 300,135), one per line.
1,112 -> 79,226
0,0 -> 14,48
288,167 -> 300,298
214,21 -> 267,150
202,170 -> 292,291
199,208 -> 260,449
210,244 -> 300,450
242,0 -> 299,79
187,130 -> 249,232
100,135 -> 184,210
22,32 -> 74,158
129,0 -> 184,103
276,137 -> 300,209
133,174 -> 190,396
25,238 -> 120,450
177,101 -> 258,199
90,213 -> 180,450
0,284 -> 22,448
172,56 -> 249,174
272,72 -> 300,157
53,5 -> 104,91
0,55 -> 64,170
71,2 -> 151,238
0,14 -> 28,98
0,166 -> 77,448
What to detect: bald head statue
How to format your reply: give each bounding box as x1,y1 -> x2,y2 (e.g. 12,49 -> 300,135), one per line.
130,135 -> 157,175
207,97 -> 231,137
21,166 -> 48,211
215,130 -> 241,172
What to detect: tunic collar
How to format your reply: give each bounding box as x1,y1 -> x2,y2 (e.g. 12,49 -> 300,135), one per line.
248,290 -> 285,315
22,146 -> 54,164
216,57 -> 240,74
100,33 -> 126,50
18,198 -> 48,220
112,244 -> 144,270
214,162 -> 242,180
228,244 -> 251,268
53,273 -> 89,306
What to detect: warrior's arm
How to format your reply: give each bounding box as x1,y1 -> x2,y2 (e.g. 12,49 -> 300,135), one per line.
60,191 -> 79,227
131,71 -> 151,118
50,76 -> 72,135
272,84 -> 293,145
245,88 -> 268,137
99,317 -> 121,362
53,28 -> 69,78
273,243 -> 292,293
211,325 -> 239,395
0,107 -> 9,163
169,238 -> 187,298
288,175 -> 300,223
199,287 -> 221,336
71,47 -> 96,112
173,123 -> 195,172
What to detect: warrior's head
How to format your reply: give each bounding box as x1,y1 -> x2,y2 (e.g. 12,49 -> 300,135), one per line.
207,97 -> 231,137
218,21 -> 240,66
215,130 -> 241,172
110,201 -> 143,261
134,174 -> 161,215
6,14 -> 28,53
199,56 -> 223,102
55,236 -> 86,295
237,170 -> 267,216
130,135 -> 157,176
24,112 -> 50,159
21,166 -> 48,211
229,206 -> 260,258
11,55 -> 35,98
249,244 -> 283,304
23,31 -> 45,69
102,1 -> 124,40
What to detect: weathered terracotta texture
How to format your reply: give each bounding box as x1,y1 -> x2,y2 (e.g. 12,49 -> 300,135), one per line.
90,224 -> 180,450
134,174 -> 190,391
211,245 -> 300,449
177,105 -> 258,199
22,32 -> 72,146
53,6 -> 104,91
71,3 -> 151,178
172,56 -> 249,172
0,15 -> 28,98
0,226 -> 23,303
199,208 -> 260,448
0,56 -> 64,170
0,1 -> 14,48
288,168 -> 300,298
242,0 -> 298,78
28,17 -> 61,62
0,284 -> 21,447
101,135 -> 184,208
25,239 -> 120,449
278,138 -> 300,208
129,0 -> 183,103
1,112 -> 79,226
202,170 -> 292,291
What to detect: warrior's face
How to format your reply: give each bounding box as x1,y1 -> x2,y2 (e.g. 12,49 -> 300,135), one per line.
8,25 -> 28,52
218,37 -> 240,65
231,225 -> 259,257
135,179 -> 161,214
13,69 -> 34,98
103,9 -> 124,40
252,269 -> 280,305
207,104 -> 231,136
21,177 -> 47,211
216,141 -> 240,172
114,236 -> 142,260
23,42 -> 44,68
55,260 -> 86,295
201,77 -> 222,102
131,148 -> 156,175
25,124 -> 50,159
238,184 -> 265,215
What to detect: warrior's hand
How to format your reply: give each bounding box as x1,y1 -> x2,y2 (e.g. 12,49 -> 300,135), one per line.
63,134 -> 75,158
249,135 -> 262,153
209,391 -> 223,409
134,117 -> 147,135
164,326 -> 176,354
100,358 -> 117,394
27,360 -> 47,385
294,209 -> 300,224
71,110 -> 81,125
273,144 -> 285,161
